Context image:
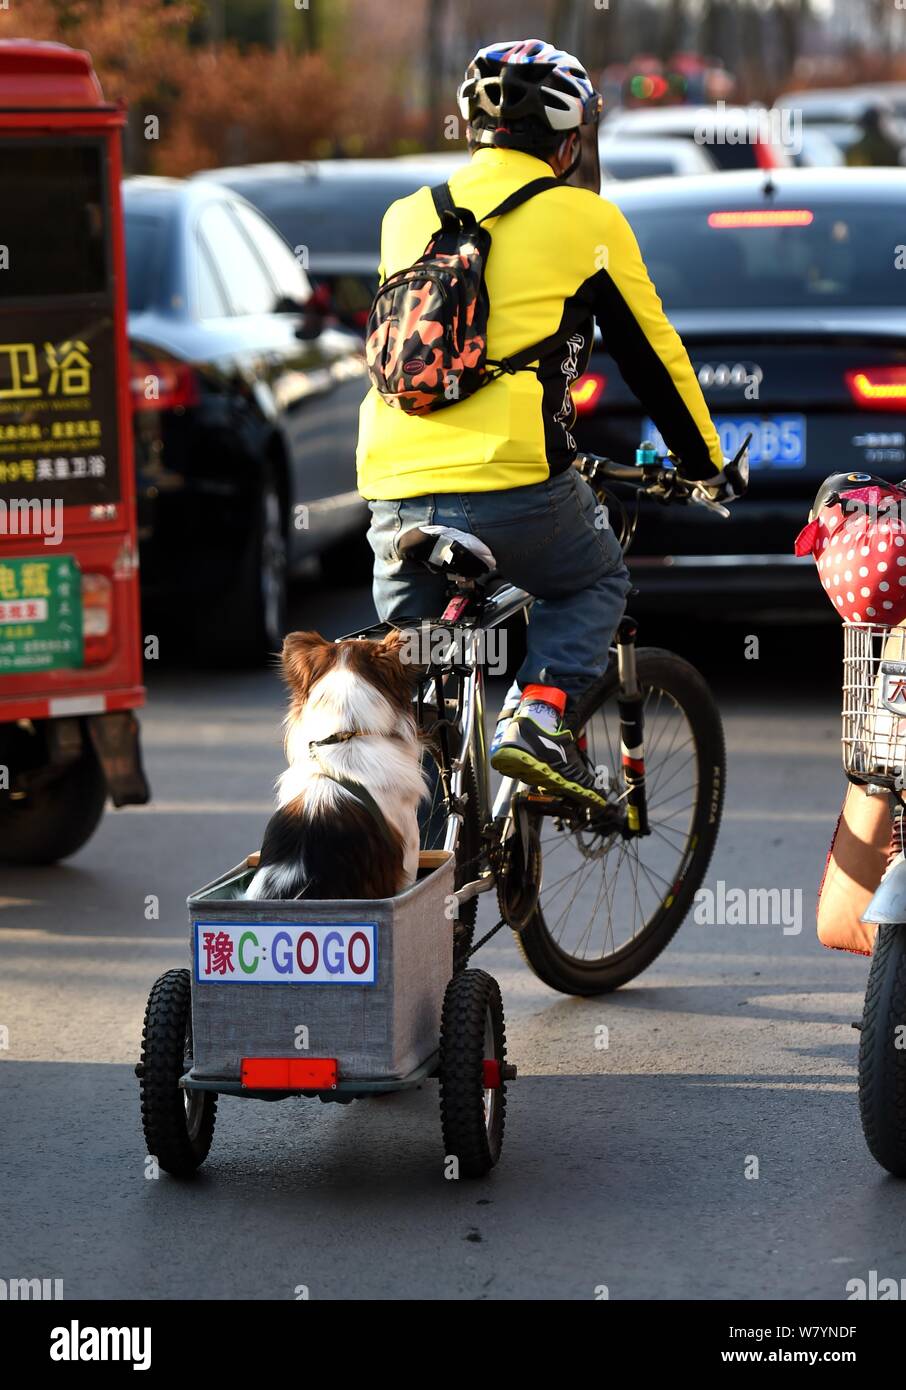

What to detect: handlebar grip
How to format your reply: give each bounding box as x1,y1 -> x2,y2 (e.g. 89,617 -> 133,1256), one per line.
576,454 -> 644,483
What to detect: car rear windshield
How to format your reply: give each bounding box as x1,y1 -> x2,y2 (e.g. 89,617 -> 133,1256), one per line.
0,138 -> 108,299
626,199 -> 906,309
236,176 -> 431,258
124,212 -> 164,312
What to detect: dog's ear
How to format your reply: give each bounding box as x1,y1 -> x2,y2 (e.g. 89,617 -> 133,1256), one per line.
373,627 -> 420,695
281,630 -> 332,692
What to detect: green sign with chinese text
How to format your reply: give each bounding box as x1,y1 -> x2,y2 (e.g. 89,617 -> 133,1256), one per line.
0,554 -> 83,674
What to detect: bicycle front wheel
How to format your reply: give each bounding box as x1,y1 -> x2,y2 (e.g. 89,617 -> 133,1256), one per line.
515,648 -> 725,995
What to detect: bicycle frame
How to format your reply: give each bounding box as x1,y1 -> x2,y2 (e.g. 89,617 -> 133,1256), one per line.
424,579 -> 532,908
416,578 -> 646,911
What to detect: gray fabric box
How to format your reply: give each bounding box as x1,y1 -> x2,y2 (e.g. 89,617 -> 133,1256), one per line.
186,850 -> 454,1083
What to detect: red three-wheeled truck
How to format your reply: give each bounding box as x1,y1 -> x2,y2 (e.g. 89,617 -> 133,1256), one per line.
0,40 -> 149,864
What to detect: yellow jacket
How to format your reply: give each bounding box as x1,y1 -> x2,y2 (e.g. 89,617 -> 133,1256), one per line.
356,146 -> 722,499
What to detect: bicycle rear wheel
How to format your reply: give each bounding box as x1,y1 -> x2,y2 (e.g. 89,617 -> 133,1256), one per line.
515,648 -> 724,995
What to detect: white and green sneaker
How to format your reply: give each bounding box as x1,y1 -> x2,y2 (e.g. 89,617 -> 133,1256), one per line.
490,684 -> 607,809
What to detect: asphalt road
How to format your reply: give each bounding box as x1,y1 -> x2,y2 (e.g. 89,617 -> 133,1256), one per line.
2,585 -> 905,1302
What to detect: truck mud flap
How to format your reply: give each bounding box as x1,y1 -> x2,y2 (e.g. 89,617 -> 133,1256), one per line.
86,711 -> 150,807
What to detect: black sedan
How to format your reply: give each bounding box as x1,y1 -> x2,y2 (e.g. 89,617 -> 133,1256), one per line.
194,158 -> 468,336
572,168 -> 906,619
124,176 -> 370,662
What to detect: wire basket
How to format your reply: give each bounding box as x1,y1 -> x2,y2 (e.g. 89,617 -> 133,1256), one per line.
842,622 -> 906,784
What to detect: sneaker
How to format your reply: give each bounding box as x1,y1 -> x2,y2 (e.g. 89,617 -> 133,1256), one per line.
491,687 -> 608,809
489,701 -> 520,758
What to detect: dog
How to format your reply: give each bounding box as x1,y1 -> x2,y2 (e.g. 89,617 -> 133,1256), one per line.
245,629 -> 428,900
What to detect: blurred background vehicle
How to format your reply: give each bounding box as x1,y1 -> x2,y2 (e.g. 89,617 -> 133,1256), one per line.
570,167 -> 906,621
773,87 -> 906,159
600,104 -> 794,170
790,127 -> 846,168
599,134 -> 718,180
195,157 -> 468,339
123,175 -> 369,663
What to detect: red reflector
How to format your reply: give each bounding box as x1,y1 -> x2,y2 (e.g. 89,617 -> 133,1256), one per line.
707,209 -> 814,229
571,372 -> 606,415
846,367 -> 906,411
483,1059 -> 502,1089
241,1058 -> 338,1089
81,572 -> 114,666
130,358 -> 200,412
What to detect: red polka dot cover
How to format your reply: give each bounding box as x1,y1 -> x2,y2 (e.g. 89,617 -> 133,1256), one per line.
794,483 -> 906,624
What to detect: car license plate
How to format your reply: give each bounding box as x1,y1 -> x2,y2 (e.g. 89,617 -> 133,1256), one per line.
642,414 -> 806,469
194,920 -> 377,985
0,553 -> 82,675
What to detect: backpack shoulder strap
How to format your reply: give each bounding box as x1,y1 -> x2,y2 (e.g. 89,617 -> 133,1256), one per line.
480,176 -> 562,223
430,181 -> 464,231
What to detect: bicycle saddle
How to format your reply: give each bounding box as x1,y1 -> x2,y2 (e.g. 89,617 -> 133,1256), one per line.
396,525 -> 497,578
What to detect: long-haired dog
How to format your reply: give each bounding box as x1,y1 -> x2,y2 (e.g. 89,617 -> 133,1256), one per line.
245,629 -> 428,900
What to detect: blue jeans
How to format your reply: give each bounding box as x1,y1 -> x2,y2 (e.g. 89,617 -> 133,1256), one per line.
366,468 -> 632,708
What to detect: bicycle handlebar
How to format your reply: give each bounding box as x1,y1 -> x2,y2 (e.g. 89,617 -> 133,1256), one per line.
574,434 -> 750,519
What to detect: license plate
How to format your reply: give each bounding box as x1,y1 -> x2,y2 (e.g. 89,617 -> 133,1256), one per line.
642,414 -> 806,469
194,921 -> 377,985
0,553 -> 82,675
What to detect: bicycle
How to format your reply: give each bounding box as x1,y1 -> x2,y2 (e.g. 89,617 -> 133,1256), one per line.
343,442 -> 749,996
842,622 -> 906,1176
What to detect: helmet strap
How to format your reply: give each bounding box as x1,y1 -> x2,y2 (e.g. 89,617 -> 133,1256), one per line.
556,133 -> 582,181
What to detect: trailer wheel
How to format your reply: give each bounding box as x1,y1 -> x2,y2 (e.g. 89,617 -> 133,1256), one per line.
0,740 -> 106,865
439,969 -> 507,1178
139,968 -> 216,1176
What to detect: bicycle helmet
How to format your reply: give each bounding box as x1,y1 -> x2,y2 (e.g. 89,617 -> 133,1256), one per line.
795,472 -> 906,623
458,39 -> 603,157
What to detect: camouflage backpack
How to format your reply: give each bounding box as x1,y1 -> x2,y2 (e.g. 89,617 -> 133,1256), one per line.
365,177 -> 561,416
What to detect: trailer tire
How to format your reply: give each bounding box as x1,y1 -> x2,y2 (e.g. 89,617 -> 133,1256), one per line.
439,969 -> 507,1178
139,968 -> 216,1177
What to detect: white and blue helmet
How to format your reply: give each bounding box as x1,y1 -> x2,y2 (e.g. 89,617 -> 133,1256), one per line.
458,39 -> 602,148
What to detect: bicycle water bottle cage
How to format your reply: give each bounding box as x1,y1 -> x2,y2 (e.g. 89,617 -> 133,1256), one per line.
396,525 -> 497,579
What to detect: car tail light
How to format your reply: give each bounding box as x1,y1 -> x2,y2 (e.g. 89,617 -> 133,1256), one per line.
129,358 -> 200,413
753,138 -> 778,170
241,1058 -> 338,1089
81,573 -> 113,665
571,372 -> 606,415
846,367 -> 906,411
708,209 -> 814,229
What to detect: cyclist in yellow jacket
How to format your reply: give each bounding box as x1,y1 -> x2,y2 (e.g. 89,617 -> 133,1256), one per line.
357,39 -> 732,807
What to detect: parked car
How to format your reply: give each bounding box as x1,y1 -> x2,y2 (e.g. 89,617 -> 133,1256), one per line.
774,88 -> 906,158
123,176 -> 370,662
194,158 -> 468,337
599,135 -> 718,181
600,105 -> 794,171
571,168 -> 906,618
791,127 -> 846,168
